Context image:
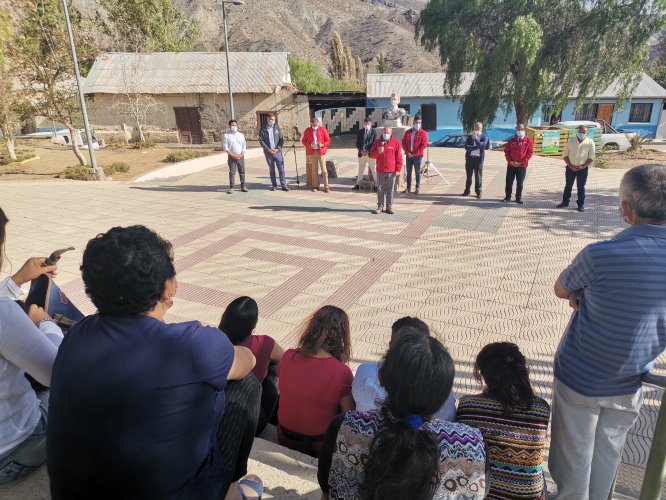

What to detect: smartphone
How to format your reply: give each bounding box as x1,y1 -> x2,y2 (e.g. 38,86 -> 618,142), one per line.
45,247 -> 75,266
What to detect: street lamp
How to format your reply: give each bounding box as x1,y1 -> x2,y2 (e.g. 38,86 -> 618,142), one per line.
61,0 -> 103,180
221,0 -> 244,120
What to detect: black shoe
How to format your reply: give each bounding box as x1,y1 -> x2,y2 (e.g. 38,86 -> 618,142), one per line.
476,193 -> 482,199
282,186 -> 290,192
270,186 -> 277,191
555,202 -> 568,208
461,191 -> 470,197
501,197 -> 510,202
352,185 -> 360,190
516,199 -> 524,205
577,206 -> 584,212
373,186 -> 378,192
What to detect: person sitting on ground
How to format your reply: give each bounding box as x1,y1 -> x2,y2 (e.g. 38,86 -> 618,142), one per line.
219,296 -> 284,435
352,316 -> 456,421
277,305 -> 354,457
46,225 -> 260,500
0,207 -> 64,484
318,333 -> 488,500
456,342 -> 550,499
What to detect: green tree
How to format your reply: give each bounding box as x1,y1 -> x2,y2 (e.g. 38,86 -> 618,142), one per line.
16,0 -> 99,166
645,34 -> 666,87
417,0 -> 666,129
356,55 -> 365,86
375,52 -> 390,74
0,7 -> 21,161
330,30 -> 348,80
289,55 -> 362,93
99,0 -> 199,52
346,46 -> 356,82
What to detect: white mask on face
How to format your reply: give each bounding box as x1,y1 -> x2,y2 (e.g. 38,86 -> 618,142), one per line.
516,130 -> 525,139
267,120 -> 275,126
230,125 -> 238,132
474,129 -> 482,135
365,124 -> 372,130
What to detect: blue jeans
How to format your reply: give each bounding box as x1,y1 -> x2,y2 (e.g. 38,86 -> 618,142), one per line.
265,151 -> 287,188
0,391 -> 49,484
562,167 -> 589,207
405,156 -> 422,190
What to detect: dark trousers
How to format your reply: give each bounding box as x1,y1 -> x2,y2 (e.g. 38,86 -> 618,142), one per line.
562,167 -> 589,207
256,362 -> 279,436
464,156 -> 483,195
228,157 -> 245,188
215,374 -> 260,495
265,151 -> 287,188
505,166 -> 527,200
405,156 -> 422,190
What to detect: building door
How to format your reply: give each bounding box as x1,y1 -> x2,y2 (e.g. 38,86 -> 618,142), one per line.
174,107 -> 203,144
657,104 -> 666,140
421,103 -> 437,131
596,104 -> 614,126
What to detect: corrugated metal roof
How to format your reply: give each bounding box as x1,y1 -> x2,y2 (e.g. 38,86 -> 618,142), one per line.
83,52 -> 291,95
368,72 -> 666,99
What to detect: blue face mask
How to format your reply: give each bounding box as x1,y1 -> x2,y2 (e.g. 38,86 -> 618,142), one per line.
382,133 -> 390,141
576,132 -> 586,140
414,123 -> 422,130
516,130 -> 525,139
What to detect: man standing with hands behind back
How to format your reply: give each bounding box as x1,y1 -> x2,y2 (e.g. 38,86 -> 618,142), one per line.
556,125 -> 595,212
353,118 -> 378,191
462,122 -> 490,199
259,112 -> 289,192
401,116 -> 429,195
222,119 -> 247,194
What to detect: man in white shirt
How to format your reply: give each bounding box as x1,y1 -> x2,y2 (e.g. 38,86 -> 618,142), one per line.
352,316 -> 457,421
222,119 -> 247,194
556,125 -> 596,212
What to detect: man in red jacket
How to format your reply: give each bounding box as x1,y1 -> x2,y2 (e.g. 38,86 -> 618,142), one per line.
401,116 -> 428,195
301,117 -> 332,193
370,127 -> 403,214
503,124 -> 534,204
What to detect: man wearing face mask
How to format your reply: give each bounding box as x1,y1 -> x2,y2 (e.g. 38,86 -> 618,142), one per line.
503,124 -> 534,204
462,122 -> 490,198
302,117 -> 332,193
369,127 -> 403,214
556,125 -> 595,212
258,113 -> 289,192
401,116 -> 428,195
549,164 -> 666,499
222,119 -> 247,194
353,118 -> 378,191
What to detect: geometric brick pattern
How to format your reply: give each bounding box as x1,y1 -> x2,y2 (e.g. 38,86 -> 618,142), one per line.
0,144 -> 663,498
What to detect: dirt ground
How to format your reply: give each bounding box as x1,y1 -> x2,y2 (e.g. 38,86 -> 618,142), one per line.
601,148 -> 666,169
0,139 -> 217,181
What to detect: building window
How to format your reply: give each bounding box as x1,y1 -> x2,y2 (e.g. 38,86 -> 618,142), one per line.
575,104 -> 598,121
628,103 -> 653,123
542,104 -> 561,125
257,112 -> 277,128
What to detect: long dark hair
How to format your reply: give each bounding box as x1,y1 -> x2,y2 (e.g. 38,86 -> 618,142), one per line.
219,296 -> 259,345
0,208 -> 7,270
360,334 -> 455,500
296,305 -> 351,363
474,342 -> 535,415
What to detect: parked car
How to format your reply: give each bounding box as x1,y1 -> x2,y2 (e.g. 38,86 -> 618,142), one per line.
492,136 -> 515,151
557,120 -> 636,151
430,133 -> 466,148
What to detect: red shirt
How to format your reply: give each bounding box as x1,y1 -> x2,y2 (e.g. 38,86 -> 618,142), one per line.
504,136 -> 534,167
401,128 -> 429,157
301,126 -> 332,156
277,349 -> 353,436
241,335 -> 275,383
369,136 -> 403,173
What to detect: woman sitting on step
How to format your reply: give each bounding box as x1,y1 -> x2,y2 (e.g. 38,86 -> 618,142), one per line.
277,305 -> 354,458
456,342 -> 551,499
318,333 -> 488,500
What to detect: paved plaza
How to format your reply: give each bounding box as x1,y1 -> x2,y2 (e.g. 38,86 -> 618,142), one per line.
0,143 -> 663,498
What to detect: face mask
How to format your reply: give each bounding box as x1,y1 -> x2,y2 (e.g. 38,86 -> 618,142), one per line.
267,120 -> 275,126
516,130 -> 525,139
230,126 -> 238,132
474,129 -> 482,135
382,133 -> 390,141
312,125 -> 318,130
365,124 -> 372,130
576,132 -> 586,140
414,123 -> 422,130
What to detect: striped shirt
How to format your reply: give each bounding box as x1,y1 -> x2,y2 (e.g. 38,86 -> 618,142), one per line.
456,395 -> 550,499
554,224 -> 666,397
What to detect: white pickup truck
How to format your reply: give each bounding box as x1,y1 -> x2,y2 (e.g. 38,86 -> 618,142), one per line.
558,120 -> 637,151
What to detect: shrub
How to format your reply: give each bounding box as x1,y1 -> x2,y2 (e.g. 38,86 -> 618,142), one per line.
102,162 -> 131,176
164,150 -> 211,163
627,134 -> 650,152
129,140 -> 156,150
60,165 -> 89,180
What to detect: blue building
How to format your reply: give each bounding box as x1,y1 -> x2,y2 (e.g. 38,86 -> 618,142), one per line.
366,72 -> 666,142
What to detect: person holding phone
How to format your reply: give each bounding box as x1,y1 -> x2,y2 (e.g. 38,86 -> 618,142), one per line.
462,122 -> 490,199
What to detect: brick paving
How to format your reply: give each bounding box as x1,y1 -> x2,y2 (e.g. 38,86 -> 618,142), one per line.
0,144 -> 663,497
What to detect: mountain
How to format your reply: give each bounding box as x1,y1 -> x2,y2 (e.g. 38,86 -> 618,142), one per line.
173,0 -> 442,73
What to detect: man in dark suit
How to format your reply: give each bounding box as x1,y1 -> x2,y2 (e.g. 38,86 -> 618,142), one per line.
258,112 -> 289,191
462,121 -> 490,199
352,118 -> 378,191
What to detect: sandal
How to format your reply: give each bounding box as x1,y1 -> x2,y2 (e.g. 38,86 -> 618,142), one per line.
237,477 -> 263,500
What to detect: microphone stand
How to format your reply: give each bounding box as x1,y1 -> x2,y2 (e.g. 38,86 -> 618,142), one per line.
283,127 -> 302,187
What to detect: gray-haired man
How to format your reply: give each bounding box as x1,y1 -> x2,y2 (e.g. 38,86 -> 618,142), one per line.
556,125 -> 595,212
